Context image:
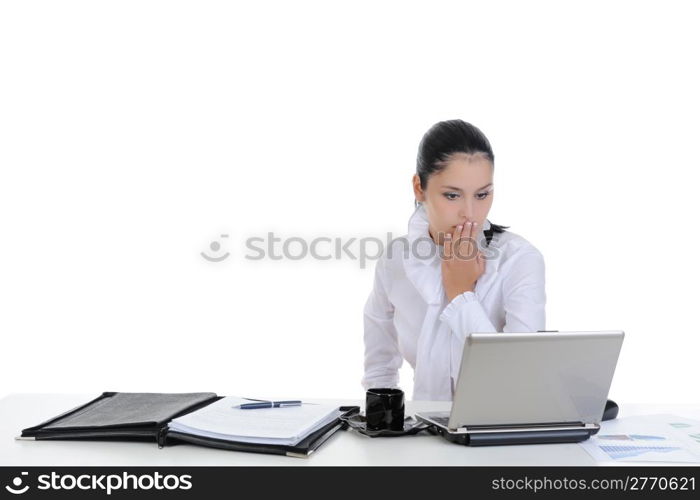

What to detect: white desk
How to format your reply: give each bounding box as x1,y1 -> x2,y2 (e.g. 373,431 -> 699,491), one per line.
2,394 -> 699,466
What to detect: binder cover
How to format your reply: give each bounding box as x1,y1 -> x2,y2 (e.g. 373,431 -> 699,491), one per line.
20,392 -> 358,458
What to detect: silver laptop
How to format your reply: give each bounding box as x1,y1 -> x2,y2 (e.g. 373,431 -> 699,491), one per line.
415,330 -> 624,445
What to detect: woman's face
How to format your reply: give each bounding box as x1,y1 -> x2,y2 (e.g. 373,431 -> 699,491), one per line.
413,153 -> 495,245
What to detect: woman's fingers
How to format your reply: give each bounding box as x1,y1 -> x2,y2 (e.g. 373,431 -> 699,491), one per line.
457,221 -> 474,260
455,224 -> 465,259
445,221 -> 482,261
472,221 -> 483,257
444,229 -> 452,258
470,222 -> 479,259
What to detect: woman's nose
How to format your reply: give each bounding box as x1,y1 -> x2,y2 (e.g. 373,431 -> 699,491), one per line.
458,203 -> 475,221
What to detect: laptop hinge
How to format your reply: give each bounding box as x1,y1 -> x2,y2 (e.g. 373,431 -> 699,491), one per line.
465,421 -> 584,431
451,422 -> 598,434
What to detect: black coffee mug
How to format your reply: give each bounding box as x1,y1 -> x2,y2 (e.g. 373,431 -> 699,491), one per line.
365,388 -> 405,431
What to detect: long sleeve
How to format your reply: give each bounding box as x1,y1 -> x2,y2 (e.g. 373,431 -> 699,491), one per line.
362,256 -> 403,390
438,249 -> 546,383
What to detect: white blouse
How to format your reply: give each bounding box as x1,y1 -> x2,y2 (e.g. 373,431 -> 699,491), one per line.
362,204 -> 546,401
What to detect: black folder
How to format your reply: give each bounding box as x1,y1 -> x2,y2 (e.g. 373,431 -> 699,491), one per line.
20,392 -> 359,458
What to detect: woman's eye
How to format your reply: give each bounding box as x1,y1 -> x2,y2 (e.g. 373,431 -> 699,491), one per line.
444,191 -> 491,201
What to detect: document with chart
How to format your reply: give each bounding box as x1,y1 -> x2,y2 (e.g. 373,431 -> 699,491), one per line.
578,414 -> 700,463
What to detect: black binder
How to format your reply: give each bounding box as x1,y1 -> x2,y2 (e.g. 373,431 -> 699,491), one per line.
19,392 -> 359,458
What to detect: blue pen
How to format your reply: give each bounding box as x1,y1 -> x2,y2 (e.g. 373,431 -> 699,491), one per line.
236,400 -> 302,410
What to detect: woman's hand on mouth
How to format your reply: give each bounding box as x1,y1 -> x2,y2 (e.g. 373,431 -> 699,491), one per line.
440,221 -> 486,302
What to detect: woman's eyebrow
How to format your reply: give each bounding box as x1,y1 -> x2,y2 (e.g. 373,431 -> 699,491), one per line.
441,182 -> 493,192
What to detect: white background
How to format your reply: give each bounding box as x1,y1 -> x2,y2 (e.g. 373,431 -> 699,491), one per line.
1,1 -> 698,404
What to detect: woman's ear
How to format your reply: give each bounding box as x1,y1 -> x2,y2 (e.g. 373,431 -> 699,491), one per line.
412,174 -> 425,203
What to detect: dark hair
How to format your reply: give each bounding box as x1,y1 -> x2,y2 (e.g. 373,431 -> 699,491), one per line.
415,119 -> 508,239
